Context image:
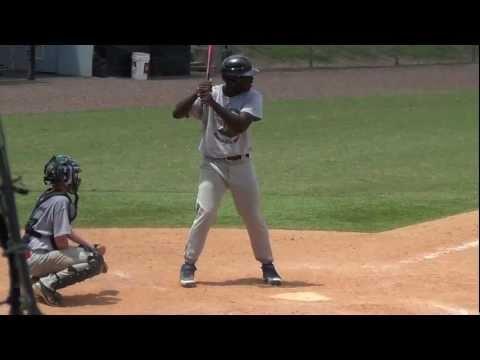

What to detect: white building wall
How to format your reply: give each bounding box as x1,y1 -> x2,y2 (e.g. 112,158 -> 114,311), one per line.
0,45 -> 94,76
57,45 -> 94,77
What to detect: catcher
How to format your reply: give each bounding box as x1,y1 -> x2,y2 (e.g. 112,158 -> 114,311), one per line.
23,155 -> 108,306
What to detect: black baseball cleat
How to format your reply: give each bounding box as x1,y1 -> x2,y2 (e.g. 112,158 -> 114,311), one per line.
180,263 -> 197,288
32,281 -> 63,306
262,263 -> 282,286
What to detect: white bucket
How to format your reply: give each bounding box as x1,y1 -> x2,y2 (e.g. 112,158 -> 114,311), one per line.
131,52 -> 150,80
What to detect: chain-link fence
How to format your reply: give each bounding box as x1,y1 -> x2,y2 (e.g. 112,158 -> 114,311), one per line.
192,45 -> 479,73
2,45 -> 477,81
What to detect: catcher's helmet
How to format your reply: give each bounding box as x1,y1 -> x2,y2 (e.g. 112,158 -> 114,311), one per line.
43,154 -> 81,192
221,55 -> 258,77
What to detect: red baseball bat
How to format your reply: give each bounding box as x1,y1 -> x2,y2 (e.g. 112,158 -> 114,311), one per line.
205,44 -> 214,80
201,45 -> 214,127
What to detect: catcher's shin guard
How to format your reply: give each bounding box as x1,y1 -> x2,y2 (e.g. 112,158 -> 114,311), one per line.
49,252 -> 105,291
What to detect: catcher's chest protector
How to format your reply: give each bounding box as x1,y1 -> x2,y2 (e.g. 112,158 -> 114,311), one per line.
25,191 -> 78,240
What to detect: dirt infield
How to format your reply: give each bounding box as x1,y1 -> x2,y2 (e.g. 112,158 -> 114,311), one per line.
0,211 -> 478,315
0,64 -> 478,115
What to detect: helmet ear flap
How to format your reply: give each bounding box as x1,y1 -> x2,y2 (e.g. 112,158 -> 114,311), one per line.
43,155 -> 57,185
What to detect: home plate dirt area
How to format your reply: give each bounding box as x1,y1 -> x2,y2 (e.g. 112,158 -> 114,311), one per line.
1,211 -> 478,315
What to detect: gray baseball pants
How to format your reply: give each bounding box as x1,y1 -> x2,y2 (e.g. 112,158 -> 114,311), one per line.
27,247 -> 98,290
184,155 -> 274,265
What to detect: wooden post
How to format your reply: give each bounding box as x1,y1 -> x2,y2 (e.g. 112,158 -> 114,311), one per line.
309,45 -> 313,68
27,45 -> 35,80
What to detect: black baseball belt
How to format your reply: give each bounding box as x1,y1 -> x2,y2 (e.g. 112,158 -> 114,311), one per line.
225,153 -> 250,161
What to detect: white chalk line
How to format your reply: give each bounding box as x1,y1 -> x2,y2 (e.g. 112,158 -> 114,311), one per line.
109,271 -> 167,291
398,240 -> 478,265
363,239 -> 479,270
111,271 -> 132,279
428,302 -> 472,315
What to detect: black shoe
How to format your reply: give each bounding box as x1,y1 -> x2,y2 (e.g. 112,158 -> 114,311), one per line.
180,263 -> 197,288
262,263 -> 282,286
32,281 -> 63,307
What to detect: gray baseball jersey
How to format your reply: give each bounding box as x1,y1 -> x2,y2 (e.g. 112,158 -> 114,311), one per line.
190,84 -> 263,158
26,195 -> 73,252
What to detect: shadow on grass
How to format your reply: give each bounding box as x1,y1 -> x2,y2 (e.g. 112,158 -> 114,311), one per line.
62,289 -> 120,307
197,277 -> 322,288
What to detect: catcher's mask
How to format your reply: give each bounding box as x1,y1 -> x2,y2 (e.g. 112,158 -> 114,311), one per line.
221,55 -> 259,78
43,154 -> 81,193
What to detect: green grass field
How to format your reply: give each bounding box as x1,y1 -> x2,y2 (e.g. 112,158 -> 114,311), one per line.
3,89 -> 478,231
236,45 -> 476,64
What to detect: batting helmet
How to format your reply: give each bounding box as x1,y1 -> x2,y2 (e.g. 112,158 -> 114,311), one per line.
43,154 -> 81,192
221,55 -> 259,78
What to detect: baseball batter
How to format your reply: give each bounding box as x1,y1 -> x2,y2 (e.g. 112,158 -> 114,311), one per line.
23,155 -> 108,306
173,54 -> 282,288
